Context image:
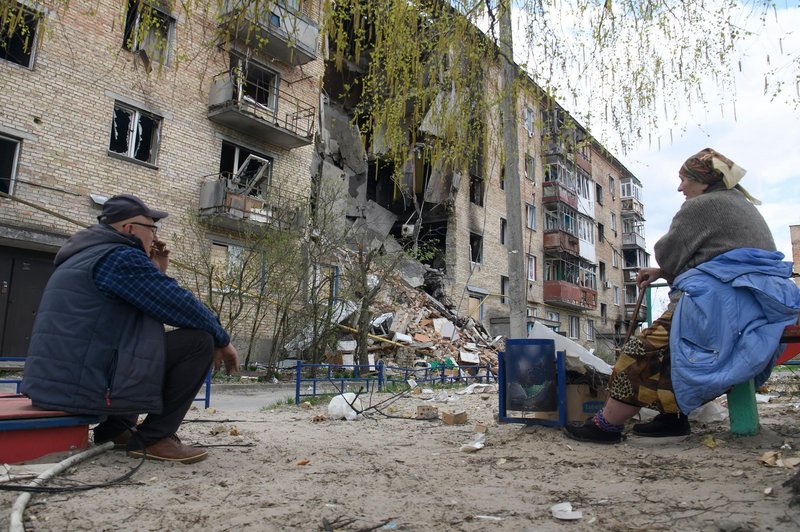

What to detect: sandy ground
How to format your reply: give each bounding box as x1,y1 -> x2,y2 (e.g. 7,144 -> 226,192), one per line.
3,376 -> 800,531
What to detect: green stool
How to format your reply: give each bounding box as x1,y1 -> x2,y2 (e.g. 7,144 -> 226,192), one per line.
727,379 -> 759,436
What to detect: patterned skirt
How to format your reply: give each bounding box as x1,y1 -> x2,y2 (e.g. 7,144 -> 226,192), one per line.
607,308 -> 680,414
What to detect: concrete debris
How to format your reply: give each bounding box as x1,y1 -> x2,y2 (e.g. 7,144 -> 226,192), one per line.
329,273 -> 500,379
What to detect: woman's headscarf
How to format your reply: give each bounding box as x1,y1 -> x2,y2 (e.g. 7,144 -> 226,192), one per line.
679,147 -> 761,205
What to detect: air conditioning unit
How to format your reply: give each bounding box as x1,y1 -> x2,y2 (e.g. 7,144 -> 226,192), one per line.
604,281 -> 612,289
401,224 -> 414,237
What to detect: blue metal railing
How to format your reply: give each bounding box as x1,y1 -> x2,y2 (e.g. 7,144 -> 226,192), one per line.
0,357 -> 26,394
294,360 -> 497,403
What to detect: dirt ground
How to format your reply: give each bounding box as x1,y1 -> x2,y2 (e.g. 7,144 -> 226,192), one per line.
3,374 -> 800,532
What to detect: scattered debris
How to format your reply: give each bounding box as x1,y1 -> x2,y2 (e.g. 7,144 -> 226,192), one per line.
328,393 -> 363,421
441,410 -> 467,425
459,433 -> 486,453
416,405 -> 438,420
759,450 -> 800,468
550,502 -> 583,520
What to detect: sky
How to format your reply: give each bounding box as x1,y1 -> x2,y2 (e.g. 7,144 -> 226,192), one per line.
498,2 -> 800,311
610,5 -> 800,311
621,6 -> 800,266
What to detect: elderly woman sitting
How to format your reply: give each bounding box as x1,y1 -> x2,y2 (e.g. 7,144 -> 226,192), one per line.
564,148 -> 800,444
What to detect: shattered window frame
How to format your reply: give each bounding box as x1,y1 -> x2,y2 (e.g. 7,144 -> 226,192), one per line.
524,154 -> 535,182
500,217 -> 507,245
0,134 -> 21,195
500,275 -> 509,305
526,254 -> 537,281
122,0 -> 175,65
525,203 -> 536,230
231,53 -> 279,112
108,102 -> 162,166
0,2 -> 40,69
469,174 -> 484,206
469,232 -> 483,265
219,141 -> 274,199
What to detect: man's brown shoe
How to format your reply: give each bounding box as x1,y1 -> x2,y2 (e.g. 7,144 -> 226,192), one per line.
128,435 -> 208,464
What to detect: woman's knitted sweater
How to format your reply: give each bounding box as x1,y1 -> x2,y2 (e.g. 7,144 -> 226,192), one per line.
654,187 -> 776,279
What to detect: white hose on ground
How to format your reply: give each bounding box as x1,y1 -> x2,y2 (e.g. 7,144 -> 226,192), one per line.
8,441 -> 114,532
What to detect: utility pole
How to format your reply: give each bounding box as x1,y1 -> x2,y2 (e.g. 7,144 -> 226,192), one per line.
498,0 -> 526,338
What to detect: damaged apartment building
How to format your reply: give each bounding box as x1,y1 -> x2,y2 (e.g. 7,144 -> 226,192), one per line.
0,0 -> 648,363
0,0 -> 323,358
318,8 -> 650,360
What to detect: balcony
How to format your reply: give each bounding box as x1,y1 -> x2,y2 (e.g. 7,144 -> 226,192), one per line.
543,281 -> 597,310
543,230 -> 580,256
208,73 -> 315,149
199,176 -> 307,231
621,197 -> 644,217
625,301 -> 648,322
542,181 -> 578,209
220,1 -> 319,66
622,231 -> 646,249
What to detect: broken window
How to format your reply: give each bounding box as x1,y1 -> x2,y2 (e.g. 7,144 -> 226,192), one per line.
601,303 -> 607,323
596,183 -> 603,205
586,319 -> 595,340
499,165 -> 505,190
524,154 -> 535,182
219,141 -> 273,198
469,232 -> 482,264
0,134 -> 21,194
523,106 -> 535,137
469,175 -> 484,206
123,0 -> 174,65
0,3 -> 39,68
525,203 -> 536,230
500,275 -> 509,305
500,217 -> 507,245
231,54 -> 278,111
527,254 -> 537,281
108,102 -> 162,165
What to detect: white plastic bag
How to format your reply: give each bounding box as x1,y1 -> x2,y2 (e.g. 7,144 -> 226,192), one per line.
327,393 -> 363,421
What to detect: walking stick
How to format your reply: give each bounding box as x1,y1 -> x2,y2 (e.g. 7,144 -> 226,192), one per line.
623,287 -> 647,345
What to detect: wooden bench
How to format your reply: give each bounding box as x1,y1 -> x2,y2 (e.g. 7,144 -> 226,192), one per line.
727,325 -> 800,436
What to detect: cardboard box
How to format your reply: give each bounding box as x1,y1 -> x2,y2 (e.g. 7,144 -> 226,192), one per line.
565,384 -> 607,423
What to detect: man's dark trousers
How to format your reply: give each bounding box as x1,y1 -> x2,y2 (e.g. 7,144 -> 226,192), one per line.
93,329 -> 214,448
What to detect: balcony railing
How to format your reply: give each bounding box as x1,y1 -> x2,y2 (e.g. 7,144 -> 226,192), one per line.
208,72 -> 315,149
625,302 -> 648,322
543,230 -> 580,256
542,181 -> 578,209
543,280 -> 597,310
622,232 -> 646,249
621,197 -> 644,216
220,0 -> 319,66
199,175 -> 307,231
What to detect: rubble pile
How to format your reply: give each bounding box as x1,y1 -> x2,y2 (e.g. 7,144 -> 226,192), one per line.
336,274 -> 500,376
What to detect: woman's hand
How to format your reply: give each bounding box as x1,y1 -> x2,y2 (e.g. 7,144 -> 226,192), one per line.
636,267 -> 664,289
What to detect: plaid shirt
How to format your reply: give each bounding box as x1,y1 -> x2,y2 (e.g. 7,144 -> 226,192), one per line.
94,247 -> 230,347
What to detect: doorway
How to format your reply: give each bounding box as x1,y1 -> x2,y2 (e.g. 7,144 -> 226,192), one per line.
0,247 -> 55,356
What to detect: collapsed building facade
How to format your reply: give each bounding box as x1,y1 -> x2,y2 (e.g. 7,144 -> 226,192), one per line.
0,0 -> 648,364
319,3 -> 650,361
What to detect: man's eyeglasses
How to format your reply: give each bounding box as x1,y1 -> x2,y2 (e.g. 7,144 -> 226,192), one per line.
126,222 -> 159,236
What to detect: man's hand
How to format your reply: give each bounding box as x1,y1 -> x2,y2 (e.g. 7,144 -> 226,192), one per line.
149,239 -> 170,273
636,267 -> 664,289
214,343 -> 239,375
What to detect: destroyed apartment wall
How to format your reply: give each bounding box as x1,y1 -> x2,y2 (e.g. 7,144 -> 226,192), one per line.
0,1 -> 326,359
